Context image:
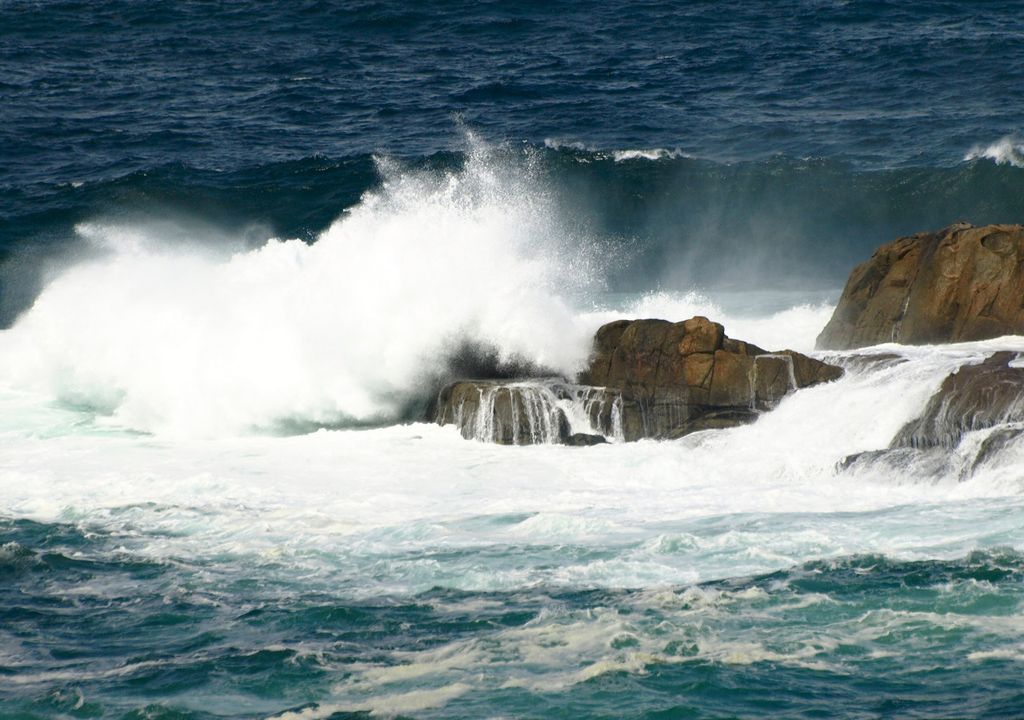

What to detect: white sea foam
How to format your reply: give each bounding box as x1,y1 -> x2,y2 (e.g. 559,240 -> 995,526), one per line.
611,148 -> 689,162
964,136 -> 1024,167
541,139 -> 690,162
2,340 -> 1024,598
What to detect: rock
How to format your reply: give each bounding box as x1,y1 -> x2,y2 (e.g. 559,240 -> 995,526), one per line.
836,352 -> 1024,482
836,446 -> 951,478
817,223 -> 1024,350
892,352 -> 1024,449
566,433 -> 608,446
434,380 -> 571,445
824,352 -> 907,373
435,317 -> 843,445
968,425 -> 1024,475
665,408 -> 761,438
777,349 -> 845,387
580,316 -> 843,441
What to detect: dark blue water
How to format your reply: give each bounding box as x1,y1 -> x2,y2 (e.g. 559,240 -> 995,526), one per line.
5,0 -> 1023,181
4,0 -> 1024,323
5,2 -> 1024,717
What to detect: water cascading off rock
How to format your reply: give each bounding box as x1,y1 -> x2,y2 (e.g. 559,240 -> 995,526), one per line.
434,316 -> 844,444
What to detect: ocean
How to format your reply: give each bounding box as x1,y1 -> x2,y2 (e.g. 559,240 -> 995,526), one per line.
3,1 -> 1024,717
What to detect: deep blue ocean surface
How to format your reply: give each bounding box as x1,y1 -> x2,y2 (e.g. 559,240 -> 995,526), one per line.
4,2 -> 1024,718
4,0 -> 1024,322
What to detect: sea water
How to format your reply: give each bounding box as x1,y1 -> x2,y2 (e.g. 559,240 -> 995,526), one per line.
5,2 -> 1024,717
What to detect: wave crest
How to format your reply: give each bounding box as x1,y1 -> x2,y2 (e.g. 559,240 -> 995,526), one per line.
965,136 -> 1024,167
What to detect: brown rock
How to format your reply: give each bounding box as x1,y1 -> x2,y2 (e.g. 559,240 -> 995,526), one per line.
435,381 -> 571,445
679,317 -> 725,355
578,319 -> 631,386
605,319 -> 673,389
682,352 -> 716,391
438,317 -> 845,446
722,337 -> 768,356
708,350 -> 754,407
580,317 -> 844,441
817,223 -> 1024,349
776,349 -> 845,387
892,351 -> 1024,449
753,354 -> 795,407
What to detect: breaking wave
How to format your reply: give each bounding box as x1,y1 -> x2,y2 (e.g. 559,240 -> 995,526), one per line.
965,136 -> 1024,167
0,141 -> 604,436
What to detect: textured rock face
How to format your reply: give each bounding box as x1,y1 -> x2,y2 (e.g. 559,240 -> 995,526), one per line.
892,351 -> 1024,449
434,317 -> 844,445
817,223 -> 1024,350
434,381 -> 571,445
581,317 -> 843,441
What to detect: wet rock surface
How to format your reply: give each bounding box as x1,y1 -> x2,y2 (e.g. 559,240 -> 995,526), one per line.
892,351 -> 1024,449
580,317 -> 843,441
824,352 -> 907,373
838,351 -> 1024,481
435,316 -> 844,444
565,432 -> 608,446
434,381 -> 571,445
818,223 -> 1024,350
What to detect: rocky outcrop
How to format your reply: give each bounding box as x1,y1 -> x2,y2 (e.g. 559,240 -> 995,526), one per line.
579,316 -> 843,441
434,316 -> 844,445
817,223 -> 1024,350
892,351 -> 1024,449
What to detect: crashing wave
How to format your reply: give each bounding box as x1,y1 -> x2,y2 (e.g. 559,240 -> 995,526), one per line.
964,136 -> 1024,167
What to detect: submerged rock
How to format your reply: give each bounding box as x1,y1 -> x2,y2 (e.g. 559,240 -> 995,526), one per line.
565,432 -> 608,446
837,446 -> 952,479
817,223 -> 1024,350
968,425 -> 1024,475
824,352 -> 907,373
838,352 -> 1024,482
892,351 -> 1024,449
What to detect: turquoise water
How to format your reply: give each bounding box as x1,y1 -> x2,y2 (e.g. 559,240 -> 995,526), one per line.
4,513 -> 1024,718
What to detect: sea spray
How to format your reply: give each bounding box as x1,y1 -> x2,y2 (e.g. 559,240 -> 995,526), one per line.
0,141 -> 604,436
965,136 -> 1024,167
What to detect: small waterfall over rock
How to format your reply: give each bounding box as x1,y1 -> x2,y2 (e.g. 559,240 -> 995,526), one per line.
893,351 -> 1024,450
434,380 -> 598,445
432,317 -> 846,446
838,350 -> 1024,482
433,380 -> 633,445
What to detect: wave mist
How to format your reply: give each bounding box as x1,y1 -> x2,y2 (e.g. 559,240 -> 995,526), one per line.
0,140 -> 603,436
